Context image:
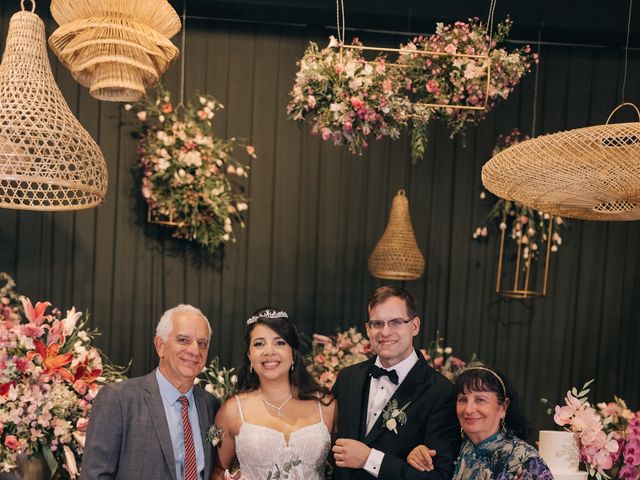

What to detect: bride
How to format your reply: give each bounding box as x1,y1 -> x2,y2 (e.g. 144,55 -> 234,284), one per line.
213,308 -> 335,479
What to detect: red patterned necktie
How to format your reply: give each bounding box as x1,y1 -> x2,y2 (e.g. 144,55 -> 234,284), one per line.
179,396 -> 198,480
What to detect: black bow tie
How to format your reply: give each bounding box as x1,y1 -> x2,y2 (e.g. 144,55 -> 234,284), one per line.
369,364 -> 399,385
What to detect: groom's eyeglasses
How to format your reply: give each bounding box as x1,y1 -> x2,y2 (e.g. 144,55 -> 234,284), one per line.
366,318 -> 413,330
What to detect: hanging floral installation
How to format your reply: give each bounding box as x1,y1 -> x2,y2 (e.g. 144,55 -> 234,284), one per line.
287,37 -> 411,155
473,128 -> 564,261
130,86 -> 256,252
398,17 -> 537,161
287,18 -> 536,162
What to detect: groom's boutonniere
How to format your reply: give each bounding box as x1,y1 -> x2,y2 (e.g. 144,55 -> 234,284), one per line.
206,424 -> 224,446
381,399 -> 411,434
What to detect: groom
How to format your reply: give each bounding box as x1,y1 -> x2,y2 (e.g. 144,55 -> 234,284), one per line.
332,286 -> 460,479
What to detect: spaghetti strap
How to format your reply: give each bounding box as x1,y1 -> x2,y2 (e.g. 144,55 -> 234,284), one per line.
316,394 -> 324,423
235,395 -> 245,424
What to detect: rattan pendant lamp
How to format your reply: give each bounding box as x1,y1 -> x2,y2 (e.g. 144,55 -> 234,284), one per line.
483,0 -> 640,221
0,1 -> 107,210
482,104 -> 640,220
48,0 -> 181,102
368,190 -> 425,280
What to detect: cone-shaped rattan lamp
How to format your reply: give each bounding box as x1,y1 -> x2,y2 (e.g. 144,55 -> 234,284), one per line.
48,0 -> 181,102
0,6 -> 107,210
368,190 -> 425,280
482,104 -> 640,221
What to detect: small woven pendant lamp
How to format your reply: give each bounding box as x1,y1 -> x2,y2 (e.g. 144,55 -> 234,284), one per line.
48,0 -> 181,102
368,190 -> 425,280
482,103 -> 640,221
0,2 -> 107,211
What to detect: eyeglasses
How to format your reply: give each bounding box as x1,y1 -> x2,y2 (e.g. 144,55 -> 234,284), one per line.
366,318 -> 413,330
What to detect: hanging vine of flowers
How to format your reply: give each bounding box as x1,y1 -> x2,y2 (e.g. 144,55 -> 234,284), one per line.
287,17 -> 537,162
129,86 -> 256,252
473,128 -> 564,262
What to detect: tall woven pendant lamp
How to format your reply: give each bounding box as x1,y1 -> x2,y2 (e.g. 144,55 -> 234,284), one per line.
0,3 -> 107,211
368,190 -> 425,280
48,0 -> 181,102
482,103 -> 640,221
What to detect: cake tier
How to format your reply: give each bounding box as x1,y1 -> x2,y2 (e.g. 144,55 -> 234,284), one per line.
539,430 -> 584,473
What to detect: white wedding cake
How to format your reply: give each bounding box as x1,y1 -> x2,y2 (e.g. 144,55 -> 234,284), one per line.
539,430 -> 588,480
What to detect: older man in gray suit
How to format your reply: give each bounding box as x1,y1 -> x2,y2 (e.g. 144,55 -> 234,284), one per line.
80,305 -> 219,480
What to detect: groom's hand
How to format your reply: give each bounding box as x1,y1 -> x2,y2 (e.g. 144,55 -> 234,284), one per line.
332,438 -> 371,469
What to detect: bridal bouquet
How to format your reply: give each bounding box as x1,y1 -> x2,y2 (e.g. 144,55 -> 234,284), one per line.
130,85 -> 256,252
0,274 -> 126,478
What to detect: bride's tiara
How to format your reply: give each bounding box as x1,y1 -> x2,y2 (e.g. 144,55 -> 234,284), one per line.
246,309 -> 288,325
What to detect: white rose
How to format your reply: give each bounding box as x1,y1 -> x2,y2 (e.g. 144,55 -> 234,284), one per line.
124,104 -> 132,111
136,111 -> 147,121
222,233 -> 230,241
444,347 -> 453,354
230,375 -> 237,384
391,409 -> 400,418
204,384 -> 214,394
386,418 -> 397,432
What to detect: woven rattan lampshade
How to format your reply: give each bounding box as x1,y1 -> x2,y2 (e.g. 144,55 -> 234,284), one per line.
368,190 -> 425,280
48,0 -> 181,102
482,104 -> 640,221
0,8 -> 107,210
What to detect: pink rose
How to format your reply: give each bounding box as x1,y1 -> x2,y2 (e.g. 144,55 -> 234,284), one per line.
4,435 -> 18,450
313,334 -> 332,345
444,43 -> 456,54
426,80 -> 438,93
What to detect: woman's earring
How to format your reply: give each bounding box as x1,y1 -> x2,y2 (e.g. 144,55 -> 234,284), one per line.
250,364 -> 253,373
290,362 -> 295,372
500,418 -> 507,435
460,427 -> 465,438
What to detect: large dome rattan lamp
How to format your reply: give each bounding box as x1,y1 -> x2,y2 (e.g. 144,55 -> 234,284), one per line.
48,0 -> 181,102
482,104 -> 640,221
0,3 -> 107,211
368,190 -> 425,280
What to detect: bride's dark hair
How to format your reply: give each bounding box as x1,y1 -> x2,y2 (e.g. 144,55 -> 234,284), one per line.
237,307 -> 332,404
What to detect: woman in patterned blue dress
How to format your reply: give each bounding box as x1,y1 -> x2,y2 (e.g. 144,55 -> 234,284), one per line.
407,366 -> 553,480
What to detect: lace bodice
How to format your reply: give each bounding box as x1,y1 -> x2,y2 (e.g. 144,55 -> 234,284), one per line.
233,395 -> 331,480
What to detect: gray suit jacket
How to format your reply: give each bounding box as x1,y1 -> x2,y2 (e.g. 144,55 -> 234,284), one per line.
80,370 -> 219,480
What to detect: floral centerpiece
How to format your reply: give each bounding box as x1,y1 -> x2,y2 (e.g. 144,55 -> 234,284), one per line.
307,328 -> 372,389
417,335 -> 468,381
474,128 -> 564,261
397,18 -> 537,161
544,380 -> 640,479
287,37 -> 412,156
198,356 -> 238,403
0,274 -> 126,478
130,85 -> 256,252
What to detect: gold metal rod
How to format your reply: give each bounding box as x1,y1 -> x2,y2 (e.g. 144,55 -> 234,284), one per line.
337,43 -> 491,60
514,237 -> 522,290
496,211 -> 506,293
524,254 -> 532,292
542,218 -> 554,295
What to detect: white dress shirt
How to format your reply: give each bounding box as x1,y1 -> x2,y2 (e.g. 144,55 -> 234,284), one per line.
363,350 -> 419,477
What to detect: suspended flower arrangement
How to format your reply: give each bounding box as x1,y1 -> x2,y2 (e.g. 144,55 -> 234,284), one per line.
474,129 -> 565,260
398,17 -> 537,161
130,86 -> 256,252
287,18 -> 536,161
287,37 -> 411,155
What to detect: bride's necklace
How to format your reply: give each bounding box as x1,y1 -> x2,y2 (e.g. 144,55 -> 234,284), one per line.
259,387 -> 293,417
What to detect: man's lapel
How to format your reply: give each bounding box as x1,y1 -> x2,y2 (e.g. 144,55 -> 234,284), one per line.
144,371 -> 177,480
194,387 -> 212,472
364,355 -> 434,445
345,358 -> 375,439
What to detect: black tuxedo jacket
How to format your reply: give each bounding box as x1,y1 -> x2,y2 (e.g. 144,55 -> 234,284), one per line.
332,355 -> 460,480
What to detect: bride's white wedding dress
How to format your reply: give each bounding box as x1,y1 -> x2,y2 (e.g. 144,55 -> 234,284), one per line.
232,395 -> 331,479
